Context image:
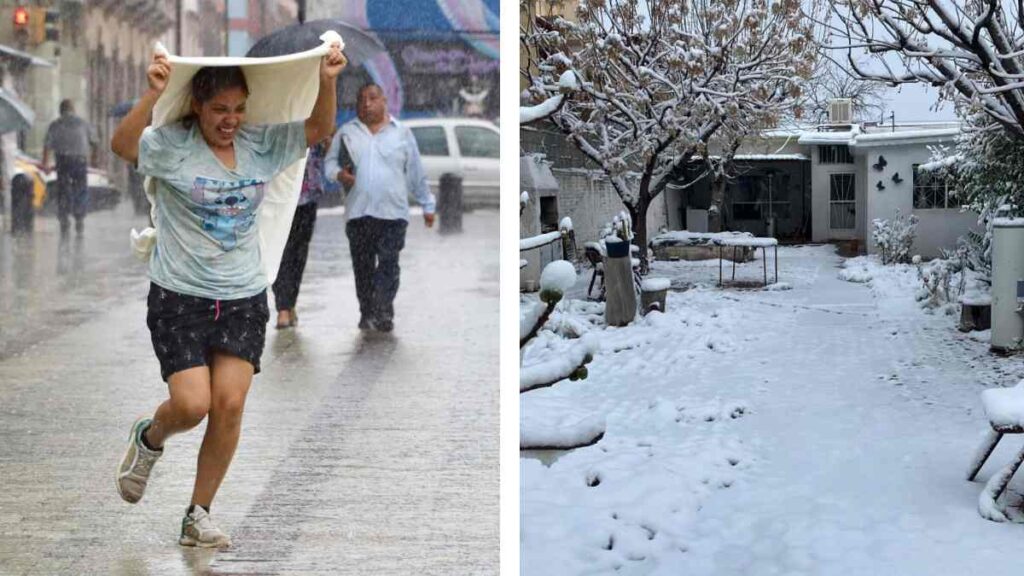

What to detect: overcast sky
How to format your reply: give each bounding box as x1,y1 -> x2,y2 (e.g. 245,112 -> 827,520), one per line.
877,84 -> 958,123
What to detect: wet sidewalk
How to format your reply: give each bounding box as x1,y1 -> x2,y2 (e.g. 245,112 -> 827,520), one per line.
0,205 -> 499,575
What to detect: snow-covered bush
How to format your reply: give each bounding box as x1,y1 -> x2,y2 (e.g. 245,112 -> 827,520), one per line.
872,210 -> 919,265
599,211 -> 633,243
914,256 -> 954,309
958,227 -> 992,286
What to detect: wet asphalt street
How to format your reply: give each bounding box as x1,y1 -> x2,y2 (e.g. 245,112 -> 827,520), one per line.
0,203 -> 498,575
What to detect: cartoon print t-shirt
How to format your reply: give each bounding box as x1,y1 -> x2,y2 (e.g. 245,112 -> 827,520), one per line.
137,120 -> 307,300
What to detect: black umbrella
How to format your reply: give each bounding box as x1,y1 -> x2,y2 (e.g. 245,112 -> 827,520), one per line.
246,19 -> 385,65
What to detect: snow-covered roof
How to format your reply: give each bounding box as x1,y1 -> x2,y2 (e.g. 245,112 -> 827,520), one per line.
692,153 -> 809,162
797,126 -> 861,145
733,153 -> 808,162
520,154 -> 559,192
850,127 -> 959,148
791,123 -> 960,148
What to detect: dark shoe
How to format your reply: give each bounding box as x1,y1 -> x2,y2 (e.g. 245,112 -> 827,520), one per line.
358,316 -> 375,330
375,318 -> 393,333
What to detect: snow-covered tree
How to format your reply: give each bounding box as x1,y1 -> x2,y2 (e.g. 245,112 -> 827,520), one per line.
800,59 -> 886,123
822,0 -> 1024,138
522,0 -> 816,271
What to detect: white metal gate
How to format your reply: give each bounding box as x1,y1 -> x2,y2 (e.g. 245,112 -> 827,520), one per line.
829,173 -> 856,230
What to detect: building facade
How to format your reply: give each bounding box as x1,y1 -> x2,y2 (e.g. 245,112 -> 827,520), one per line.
668,122 -> 977,258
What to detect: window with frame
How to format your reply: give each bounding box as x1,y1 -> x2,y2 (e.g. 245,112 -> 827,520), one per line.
819,145 -> 854,164
912,164 -> 953,209
410,127 -> 450,157
455,126 -> 499,158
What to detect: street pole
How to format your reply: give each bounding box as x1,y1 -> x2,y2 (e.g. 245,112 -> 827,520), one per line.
298,0 -> 306,24
175,0 -> 182,54
224,0 -> 229,56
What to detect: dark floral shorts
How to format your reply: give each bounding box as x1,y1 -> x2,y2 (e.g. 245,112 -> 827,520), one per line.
146,283 -> 269,382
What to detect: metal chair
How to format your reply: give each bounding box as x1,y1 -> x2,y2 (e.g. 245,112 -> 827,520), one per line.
584,243 -> 605,300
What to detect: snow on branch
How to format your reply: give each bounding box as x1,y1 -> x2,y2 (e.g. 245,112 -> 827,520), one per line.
520,337 -> 598,393
821,0 -> 1024,137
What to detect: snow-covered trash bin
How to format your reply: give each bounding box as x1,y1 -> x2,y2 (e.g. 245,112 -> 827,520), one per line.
969,381 -> 1024,522
640,277 -> 670,315
958,293 -> 992,333
603,238 -> 636,326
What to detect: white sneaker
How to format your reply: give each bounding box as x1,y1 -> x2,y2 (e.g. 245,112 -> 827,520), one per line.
115,417 -> 162,503
179,507 -> 232,548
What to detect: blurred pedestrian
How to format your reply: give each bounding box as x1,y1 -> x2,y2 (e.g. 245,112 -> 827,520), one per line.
109,42 -> 346,548
326,83 -> 435,333
272,135 -> 330,329
42,99 -> 98,237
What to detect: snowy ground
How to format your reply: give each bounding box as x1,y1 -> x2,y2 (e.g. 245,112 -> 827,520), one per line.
521,245 -> 1024,575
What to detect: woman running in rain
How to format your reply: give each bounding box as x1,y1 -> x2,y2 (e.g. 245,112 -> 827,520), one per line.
110,42 -> 346,547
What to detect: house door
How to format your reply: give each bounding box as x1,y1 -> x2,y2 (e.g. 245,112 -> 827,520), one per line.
829,173 -> 856,231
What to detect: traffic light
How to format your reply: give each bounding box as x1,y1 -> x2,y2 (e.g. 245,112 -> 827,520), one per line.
43,8 -> 58,42
12,6 -> 53,45
13,6 -> 28,29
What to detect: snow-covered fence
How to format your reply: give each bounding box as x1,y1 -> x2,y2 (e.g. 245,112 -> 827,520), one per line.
519,217 -> 578,279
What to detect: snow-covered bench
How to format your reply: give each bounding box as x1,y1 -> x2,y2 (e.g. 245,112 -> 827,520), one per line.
712,236 -> 779,287
968,381 -> 1024,521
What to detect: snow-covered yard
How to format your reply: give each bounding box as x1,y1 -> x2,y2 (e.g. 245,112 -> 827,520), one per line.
521,245 -> 1024,575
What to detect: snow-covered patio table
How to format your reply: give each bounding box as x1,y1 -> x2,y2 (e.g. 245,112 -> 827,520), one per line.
712,236 -> 779,287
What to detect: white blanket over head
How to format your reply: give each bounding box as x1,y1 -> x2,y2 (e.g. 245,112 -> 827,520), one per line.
131,30 -> 345,284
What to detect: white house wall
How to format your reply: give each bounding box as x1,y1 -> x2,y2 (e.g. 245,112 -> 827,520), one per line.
915,210 -> 982,258
858,141 -> 979,258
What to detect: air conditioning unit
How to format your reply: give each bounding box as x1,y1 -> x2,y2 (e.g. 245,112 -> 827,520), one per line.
829,98 -> 853,125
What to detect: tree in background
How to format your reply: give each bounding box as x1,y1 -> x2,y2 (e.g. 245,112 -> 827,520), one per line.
823,0 -> 1024,137
800,59 -> 886,123
522,0 -> 816,271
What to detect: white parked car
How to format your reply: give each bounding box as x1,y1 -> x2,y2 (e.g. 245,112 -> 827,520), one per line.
403,117 -> 499,209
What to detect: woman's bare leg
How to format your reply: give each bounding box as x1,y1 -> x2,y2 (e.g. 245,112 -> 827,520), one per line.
190,352 -> 253,507
145,366 -> 212,448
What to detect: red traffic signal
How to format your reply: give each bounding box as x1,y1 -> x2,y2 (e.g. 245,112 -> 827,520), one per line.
13,6 -> 28,28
